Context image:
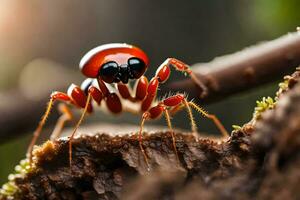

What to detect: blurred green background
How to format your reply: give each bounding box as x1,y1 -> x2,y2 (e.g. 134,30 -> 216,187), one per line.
0,0 -> 299,184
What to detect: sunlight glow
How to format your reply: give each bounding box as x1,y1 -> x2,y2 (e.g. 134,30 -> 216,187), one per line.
0,0 -> 15,34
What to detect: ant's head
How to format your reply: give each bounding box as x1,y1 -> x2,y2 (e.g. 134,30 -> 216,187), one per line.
80,43 -> 149,84
98,57 -> 146,84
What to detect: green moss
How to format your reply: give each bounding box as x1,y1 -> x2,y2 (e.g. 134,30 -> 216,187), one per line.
0,159 -> 31,198
275,75 -> 291,100
232,125 -> 242,131
232,96 -> 276,128
253,96 -> 275,119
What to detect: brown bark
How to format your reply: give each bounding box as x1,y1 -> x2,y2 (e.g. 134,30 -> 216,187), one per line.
7,131 -> 252,200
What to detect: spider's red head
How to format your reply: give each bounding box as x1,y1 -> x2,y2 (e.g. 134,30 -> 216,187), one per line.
79,43 -> 149,84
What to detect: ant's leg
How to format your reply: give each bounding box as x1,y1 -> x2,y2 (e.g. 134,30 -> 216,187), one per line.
163,109 -> 180,164
117,83 -> 135,102
97,78 -> 122,114
67,84 -> 93,113
134,76 -> 149,101
169,97 -> 228,137
138,112 -> 151,169
141,77 -> 159,111
159,58 -> 207,96
141,57 -> 207,112
117,76 -> 150,102
139,94 -> 189,167
182,99 -> 198,134
68,85 -> 103,167
138,105 -> 168,169
27,91 -> 71,164
145,94 -> 197,135
189,101 -> 229,137
69,93 -> 92,167
169,100 -> 198,134
116,76 -> 149,114
169,104 -> 184,115
50,103 -> 73,140
169,98 -> 228,138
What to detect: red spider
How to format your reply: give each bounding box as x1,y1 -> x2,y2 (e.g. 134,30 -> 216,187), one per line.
27,43 -> 228,168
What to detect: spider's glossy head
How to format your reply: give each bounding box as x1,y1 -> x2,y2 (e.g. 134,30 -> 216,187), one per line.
79,43 -> 149,84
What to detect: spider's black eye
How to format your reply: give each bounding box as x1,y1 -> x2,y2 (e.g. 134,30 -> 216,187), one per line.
99,61 -> 119,83
128,57 -> 146,79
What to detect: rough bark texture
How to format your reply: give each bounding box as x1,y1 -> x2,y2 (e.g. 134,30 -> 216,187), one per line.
3,131 -> 252,200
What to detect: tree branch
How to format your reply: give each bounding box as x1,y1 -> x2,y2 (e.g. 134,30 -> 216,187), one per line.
166,32 -> 300,103
0,91 -> 46,143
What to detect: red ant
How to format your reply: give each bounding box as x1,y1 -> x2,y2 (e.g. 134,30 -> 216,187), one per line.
27,43 -> 228,168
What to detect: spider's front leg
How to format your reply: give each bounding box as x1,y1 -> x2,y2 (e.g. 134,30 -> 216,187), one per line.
140,58 -> 202,134
141,57 -> 207,112
27,83 -> 94,164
